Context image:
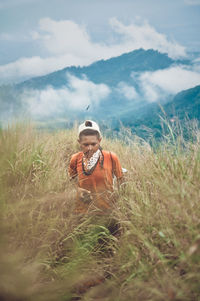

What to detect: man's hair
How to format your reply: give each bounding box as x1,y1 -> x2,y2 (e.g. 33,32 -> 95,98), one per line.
79,129 -> 100,140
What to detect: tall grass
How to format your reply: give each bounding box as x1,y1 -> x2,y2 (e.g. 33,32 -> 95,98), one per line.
0,122 -> 199,301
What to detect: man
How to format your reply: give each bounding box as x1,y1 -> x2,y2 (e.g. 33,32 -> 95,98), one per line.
68,120 -> 123,216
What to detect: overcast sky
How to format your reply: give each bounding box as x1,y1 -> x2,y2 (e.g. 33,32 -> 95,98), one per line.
0,0 -> 200,84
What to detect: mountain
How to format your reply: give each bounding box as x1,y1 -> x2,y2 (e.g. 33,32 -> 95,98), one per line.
0,48 -> 197,138
163,84 -> 200,120
117,85 -> 200,139
17,49 -> 175,90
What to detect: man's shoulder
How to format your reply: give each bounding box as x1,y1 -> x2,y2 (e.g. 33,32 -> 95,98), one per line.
102,150 -> 119,160
70,151 -> 83,161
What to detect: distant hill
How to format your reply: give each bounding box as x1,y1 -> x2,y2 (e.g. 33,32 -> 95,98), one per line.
0,48 -> 198,139
163,84 -> 200,120
17,48 -> 175,90
1,48 -> 179,124
117,85 -> 200,139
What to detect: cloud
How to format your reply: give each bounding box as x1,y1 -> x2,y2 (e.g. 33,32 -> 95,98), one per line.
36,17 -> 186,60
116,82 -> 138,100
0,55 -> 91,84
37,18 -> 92,56
0,17 -> 187,84
139,66 -> 200,102
22,73 -> 110,117
109,18 -> 186,59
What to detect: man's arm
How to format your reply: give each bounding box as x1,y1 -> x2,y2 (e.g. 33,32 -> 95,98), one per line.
68,154 -> 93,203
68,153 -> 78,180
111,152 -> 125,190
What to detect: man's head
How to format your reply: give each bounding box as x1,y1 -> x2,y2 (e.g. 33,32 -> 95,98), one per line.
78,120 -> 102,158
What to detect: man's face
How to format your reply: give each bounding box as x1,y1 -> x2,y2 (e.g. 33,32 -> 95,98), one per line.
78,135 -> 101,158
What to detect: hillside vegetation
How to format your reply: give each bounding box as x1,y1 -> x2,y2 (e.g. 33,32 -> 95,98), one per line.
116,85 -> 200,139
0,123 -> 200,301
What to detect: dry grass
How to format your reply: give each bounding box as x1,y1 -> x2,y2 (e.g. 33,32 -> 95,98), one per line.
0,122 -> 200,301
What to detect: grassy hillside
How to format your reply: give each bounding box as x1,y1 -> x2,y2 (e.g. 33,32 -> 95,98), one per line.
0,123 -> 200,301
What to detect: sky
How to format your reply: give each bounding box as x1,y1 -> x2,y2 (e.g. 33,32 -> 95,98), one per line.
0,0 -> 200,84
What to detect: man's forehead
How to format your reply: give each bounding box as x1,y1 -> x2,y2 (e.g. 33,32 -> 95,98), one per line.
80,135 -> 100,142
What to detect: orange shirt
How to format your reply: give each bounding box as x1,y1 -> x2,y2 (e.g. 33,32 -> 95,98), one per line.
68,150 -> 123,214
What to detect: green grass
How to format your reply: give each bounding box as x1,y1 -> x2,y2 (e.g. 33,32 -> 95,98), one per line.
0,122 -> 200,301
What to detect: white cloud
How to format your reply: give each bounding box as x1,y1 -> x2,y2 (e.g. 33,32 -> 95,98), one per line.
23,73 -> 110,117
194,57 -> 200,63
37,18 -> 92,56
0,18 -> 187,84
116,82 -> 138,100
139,66 -> 200,102
109,18 -> 186,59
0,55 -> 91,84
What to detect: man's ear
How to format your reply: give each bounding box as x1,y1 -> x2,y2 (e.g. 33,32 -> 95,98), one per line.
77,139 -> 80,144
99,137 -> 102,143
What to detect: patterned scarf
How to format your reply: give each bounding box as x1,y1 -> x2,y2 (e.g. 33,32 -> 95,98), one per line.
82,149 -> 102,174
